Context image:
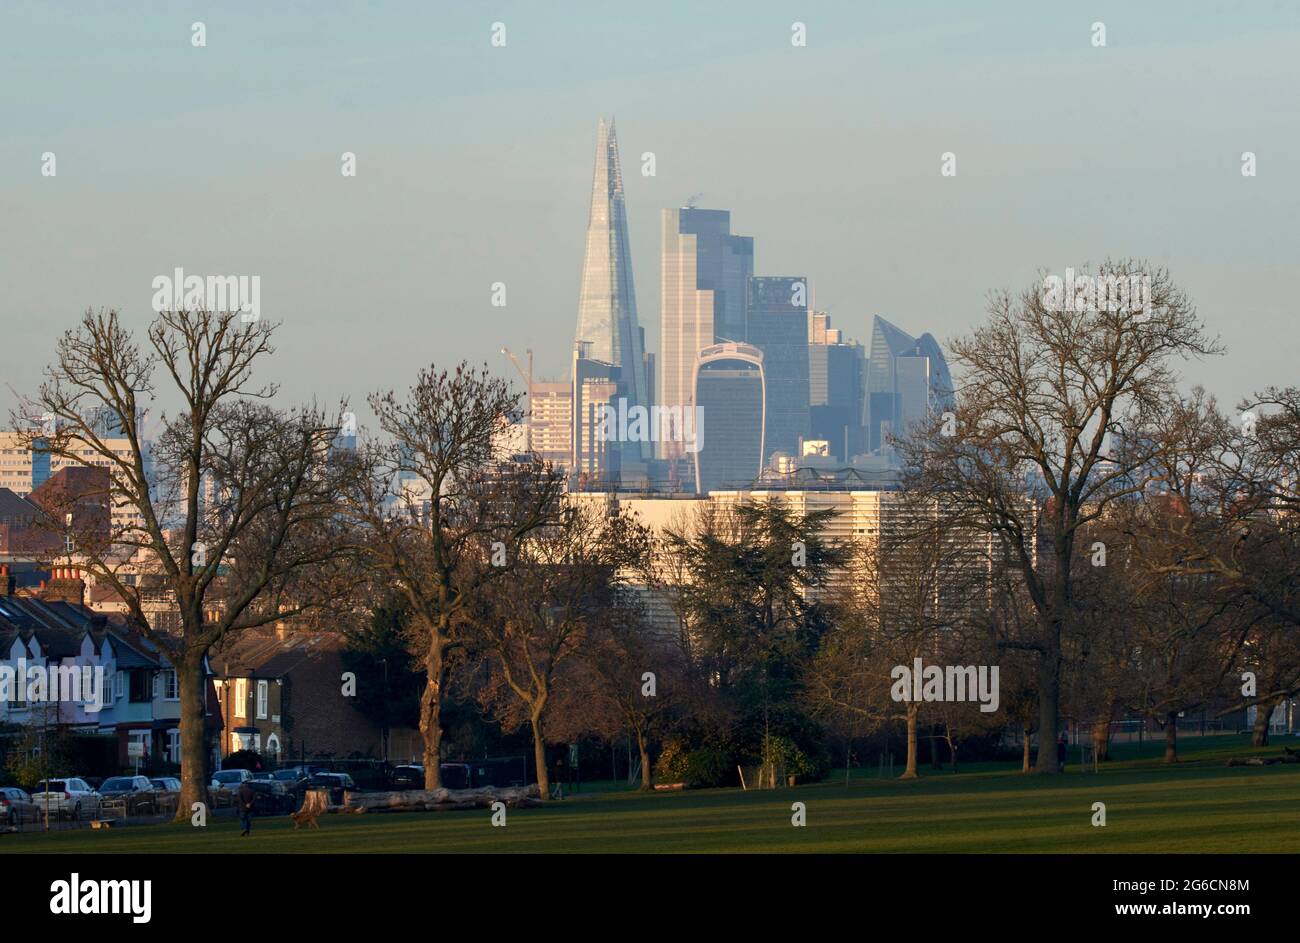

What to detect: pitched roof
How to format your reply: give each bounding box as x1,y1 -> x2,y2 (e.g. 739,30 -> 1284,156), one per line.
0,488 -> 41,522
210,629 -> 345,678
0,593 -> 160,666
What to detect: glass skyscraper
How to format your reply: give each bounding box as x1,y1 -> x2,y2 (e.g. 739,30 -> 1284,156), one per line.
865,315 -> 954,459
575,118 -> 648,458
746,275 -> 810,464
659,207 -> 753,459
693,343 -> 765,494
809,313 -> 867,462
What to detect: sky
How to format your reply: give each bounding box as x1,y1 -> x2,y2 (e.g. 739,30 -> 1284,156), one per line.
2,0 -> 1298,425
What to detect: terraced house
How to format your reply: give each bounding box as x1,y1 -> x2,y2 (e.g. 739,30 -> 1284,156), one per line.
0,563 -> 221,770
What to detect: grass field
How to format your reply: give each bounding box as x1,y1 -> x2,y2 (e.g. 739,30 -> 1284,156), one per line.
5,734 -> 1298,853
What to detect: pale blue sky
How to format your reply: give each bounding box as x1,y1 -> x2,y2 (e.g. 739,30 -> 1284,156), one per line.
3,0 -> 1298,420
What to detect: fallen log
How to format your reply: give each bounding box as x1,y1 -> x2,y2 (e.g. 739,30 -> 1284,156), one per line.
342,784 -> 540,814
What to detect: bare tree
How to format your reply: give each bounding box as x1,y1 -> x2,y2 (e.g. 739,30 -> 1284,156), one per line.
468,502 -> 650,798
809,492 -> 991,778
576,593 -> 685,790
900,261 -> 1219,772
344,363 -> 563,789
17,309 -> 353,818
1134,387 -> 1300,743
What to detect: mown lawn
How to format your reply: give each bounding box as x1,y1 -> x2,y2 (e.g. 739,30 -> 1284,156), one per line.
6,734 -> 1297,853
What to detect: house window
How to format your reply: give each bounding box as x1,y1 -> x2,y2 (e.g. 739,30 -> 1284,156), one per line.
256,681 -> 268,720
129,671 -> 151,703
113,671 -> 126,701
162,670 -> 179,700
266,732 -> 281,756
234,678 -> 247,719
166,728 -> 180,764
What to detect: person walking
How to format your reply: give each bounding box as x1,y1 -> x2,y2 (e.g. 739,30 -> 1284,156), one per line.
1056,733 -> 1068,773
238,780 -> 256,836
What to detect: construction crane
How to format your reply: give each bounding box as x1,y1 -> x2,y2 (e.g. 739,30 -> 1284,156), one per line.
500,347 -> 533,454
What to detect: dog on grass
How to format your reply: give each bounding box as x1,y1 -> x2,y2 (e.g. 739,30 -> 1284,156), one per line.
289,806 -> 321,829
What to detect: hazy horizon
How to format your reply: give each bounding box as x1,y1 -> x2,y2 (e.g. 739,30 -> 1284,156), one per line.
4,0 -> 1298,427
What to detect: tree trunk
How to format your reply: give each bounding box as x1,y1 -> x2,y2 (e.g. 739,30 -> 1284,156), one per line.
531,713 -> 550,800
1021,724 -> 1032,773
419,637 -> 445,790
175,653 -> 209,822
901,705 -> 919,779
1091,716 -> 1111,763
635,728 -> 652,791
1034,617 -> 1062,774
1252,698 -> 1276,747
1163,711 -> 1178,763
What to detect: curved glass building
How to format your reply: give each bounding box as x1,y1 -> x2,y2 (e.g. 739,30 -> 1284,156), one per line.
692,343 -> 765,494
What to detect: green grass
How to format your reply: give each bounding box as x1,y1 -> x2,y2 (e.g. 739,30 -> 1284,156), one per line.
6,734 -> 1298,853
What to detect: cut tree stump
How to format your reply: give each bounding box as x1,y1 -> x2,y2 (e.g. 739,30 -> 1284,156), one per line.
341,784 -> 540,814
296,789 -> 335,815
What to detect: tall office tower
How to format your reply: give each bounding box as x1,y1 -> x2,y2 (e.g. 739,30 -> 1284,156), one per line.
692,343 -> 765,494
528,380 -> 574,469
809,313 -> 866,462
0,430 -> 147,531
864,315 -> 954,460
571,343 -> 626,488
574,118 -> 648,460
660,208 -> 753,458
746,276 -> 810,464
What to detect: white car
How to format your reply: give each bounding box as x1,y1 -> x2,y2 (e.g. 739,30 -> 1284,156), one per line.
210,769 -> 253,790
29,778 -> 101,820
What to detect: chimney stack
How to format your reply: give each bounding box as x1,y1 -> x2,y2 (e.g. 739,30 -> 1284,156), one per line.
42,564 -> 86,607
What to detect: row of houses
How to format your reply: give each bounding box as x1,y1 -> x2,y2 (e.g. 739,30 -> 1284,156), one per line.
0,563 -> 191,767
0,560 -> 407,771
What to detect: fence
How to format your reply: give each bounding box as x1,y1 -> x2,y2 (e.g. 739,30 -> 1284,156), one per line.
1,791 -> 182,834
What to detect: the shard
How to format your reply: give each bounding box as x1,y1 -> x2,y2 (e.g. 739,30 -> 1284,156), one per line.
575,118 -> 648,440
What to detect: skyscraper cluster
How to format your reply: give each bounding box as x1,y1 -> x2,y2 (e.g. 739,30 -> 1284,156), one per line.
523,118 -> 953,494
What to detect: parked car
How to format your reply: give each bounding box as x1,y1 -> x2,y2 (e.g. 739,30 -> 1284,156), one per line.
0,787 -> 38,827
389,765 -> 425,790
270,768 -> 308,799
440,763 -> 471,789
210,769 -> 254,790
306,772 -> 357,805
29,778 -> 101,820
149,777 -> 182,793
245,779 -> 296,814
97,776 -> 159,815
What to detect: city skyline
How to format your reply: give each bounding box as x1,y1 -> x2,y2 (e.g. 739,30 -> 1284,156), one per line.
5,1 -> 1297,427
